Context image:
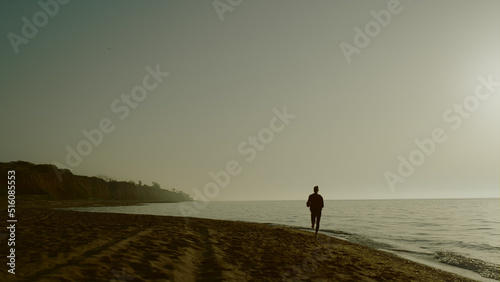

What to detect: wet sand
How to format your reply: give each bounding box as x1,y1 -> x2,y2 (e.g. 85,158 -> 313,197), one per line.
0,202 -> 478,282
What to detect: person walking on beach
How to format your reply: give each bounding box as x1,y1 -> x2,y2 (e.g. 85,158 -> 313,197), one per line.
306,186 -> 324,235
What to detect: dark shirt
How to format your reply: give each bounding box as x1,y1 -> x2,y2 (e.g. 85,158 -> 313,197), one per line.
306,193 -> 324,212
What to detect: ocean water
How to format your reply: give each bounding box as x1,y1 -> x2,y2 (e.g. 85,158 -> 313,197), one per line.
69,198 -> 499,280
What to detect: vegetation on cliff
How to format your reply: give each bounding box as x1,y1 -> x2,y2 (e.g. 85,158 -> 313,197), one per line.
0,161 -> 192,202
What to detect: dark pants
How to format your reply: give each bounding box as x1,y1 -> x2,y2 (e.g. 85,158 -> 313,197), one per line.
310,210 -> 322,233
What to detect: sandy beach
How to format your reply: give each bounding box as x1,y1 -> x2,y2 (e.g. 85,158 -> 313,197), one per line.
0,201 -> 478,282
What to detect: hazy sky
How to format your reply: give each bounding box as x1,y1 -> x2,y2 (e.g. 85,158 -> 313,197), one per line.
1,0 -> 498,201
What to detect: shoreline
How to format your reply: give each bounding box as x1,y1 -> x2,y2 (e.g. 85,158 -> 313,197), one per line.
274,226 -> 497,282
0,201 -> 482,281
57,200 -> 499,281
313,230 -> 497,282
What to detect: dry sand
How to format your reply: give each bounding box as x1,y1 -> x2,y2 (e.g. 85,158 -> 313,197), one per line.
0,201 -> 478,282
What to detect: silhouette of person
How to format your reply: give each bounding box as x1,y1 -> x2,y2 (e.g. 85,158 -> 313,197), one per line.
306,186 -> 324,235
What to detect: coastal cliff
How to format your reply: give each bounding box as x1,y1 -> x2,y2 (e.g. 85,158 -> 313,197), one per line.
0,161 -> 191,202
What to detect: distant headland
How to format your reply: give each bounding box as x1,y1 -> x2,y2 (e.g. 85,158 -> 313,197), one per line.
0,161 -> 192,203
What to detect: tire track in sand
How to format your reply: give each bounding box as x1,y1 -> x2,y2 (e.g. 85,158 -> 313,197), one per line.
17,228 -> 154,282
195,225 -> 224,282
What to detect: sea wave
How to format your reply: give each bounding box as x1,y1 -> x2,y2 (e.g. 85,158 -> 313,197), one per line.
434,251 -> 499,280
